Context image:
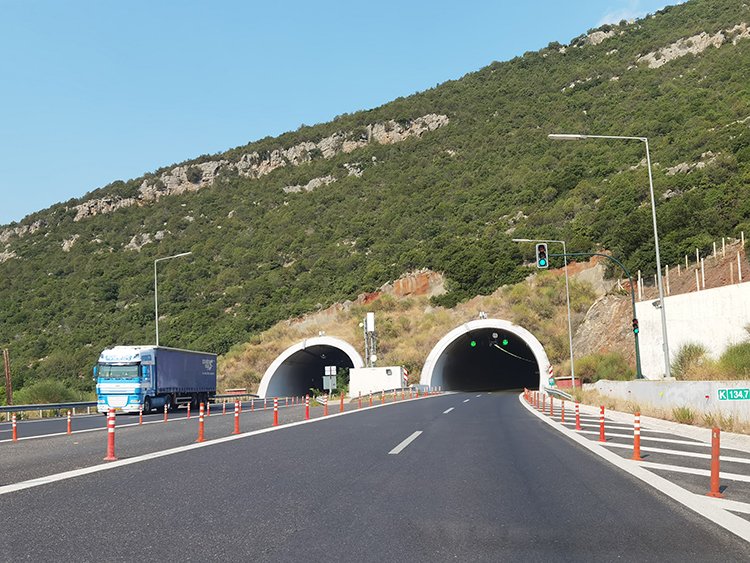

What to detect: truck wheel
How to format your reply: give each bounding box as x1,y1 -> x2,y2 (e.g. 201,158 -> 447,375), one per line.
143,397 -> 152,413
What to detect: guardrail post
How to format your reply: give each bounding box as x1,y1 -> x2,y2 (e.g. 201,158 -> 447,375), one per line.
233,400 -> 240,435
196,403 -> 205,443
103,409 -> 117,461
575,401 -> 581,431
305,395 -> 310,420
599,406 -> 606,442
11,413 -> 17,442
67,410 -> 72,435
273,397 -> 279,426
632,412 -> 641,461
707,427 -> 723,498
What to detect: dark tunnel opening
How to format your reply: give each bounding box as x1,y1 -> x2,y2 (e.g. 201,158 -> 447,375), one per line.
437,328 -> 540,392
264,345 -> 355,397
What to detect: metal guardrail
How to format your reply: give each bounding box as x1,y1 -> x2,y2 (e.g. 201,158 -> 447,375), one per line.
545,387 -> 574,401
0,401 -> 97,414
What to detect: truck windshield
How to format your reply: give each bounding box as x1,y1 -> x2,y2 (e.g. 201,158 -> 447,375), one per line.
98,365 -> 139,379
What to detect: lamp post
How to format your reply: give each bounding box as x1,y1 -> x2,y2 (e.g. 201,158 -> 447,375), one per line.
512,238 -> 575,388
548,133 -> 670,378
154,252 -> 192,347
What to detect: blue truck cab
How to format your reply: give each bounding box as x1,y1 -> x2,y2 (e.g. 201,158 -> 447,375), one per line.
95,346 -> 217,413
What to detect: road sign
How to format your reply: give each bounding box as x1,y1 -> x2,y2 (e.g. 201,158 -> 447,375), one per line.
324,365 -> 336,376
323,375 -> 337,391
718,388 -> 750,401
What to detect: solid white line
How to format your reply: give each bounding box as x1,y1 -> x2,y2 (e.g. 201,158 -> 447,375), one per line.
602,441 -> 750,465
0,394 -> 441,496
389,431 -> 422,455
443,408 -> 454,414
463,399 -> 470,403
518,394 -> 750,543
637,461 -> 750,483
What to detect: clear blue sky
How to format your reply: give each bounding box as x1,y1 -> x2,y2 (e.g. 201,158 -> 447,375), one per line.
0,0 -> 681,225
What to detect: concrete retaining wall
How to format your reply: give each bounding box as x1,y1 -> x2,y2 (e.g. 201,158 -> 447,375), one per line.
591,379 -> 750,422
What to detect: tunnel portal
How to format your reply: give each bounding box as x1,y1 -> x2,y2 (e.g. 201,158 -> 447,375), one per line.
421,320 -> 549,392
257,337 -> 364,398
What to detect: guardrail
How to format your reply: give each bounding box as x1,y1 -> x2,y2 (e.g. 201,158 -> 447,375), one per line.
545,387 -> 573,401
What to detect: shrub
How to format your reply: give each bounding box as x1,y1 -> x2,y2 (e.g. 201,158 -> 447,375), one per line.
671,343 -> 709,379
12,379 -> 80,405
672,405 -> 695,424
575,352 -> 633,383
719,342 -> 750,379
186,166 -> 203,184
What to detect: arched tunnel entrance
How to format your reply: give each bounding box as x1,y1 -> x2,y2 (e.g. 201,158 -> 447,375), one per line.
257,336 -> 364,398
420,319 -> 549,392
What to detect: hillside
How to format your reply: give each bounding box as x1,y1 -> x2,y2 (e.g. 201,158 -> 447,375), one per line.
2,0 -> 750,399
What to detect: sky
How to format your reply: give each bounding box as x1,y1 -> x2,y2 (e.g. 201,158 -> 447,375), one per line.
0,0 -> 683,225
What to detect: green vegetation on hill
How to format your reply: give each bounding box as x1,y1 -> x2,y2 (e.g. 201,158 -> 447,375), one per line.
2,0 -> 750,399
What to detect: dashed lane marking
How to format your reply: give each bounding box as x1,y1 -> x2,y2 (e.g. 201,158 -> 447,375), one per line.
463,399 -> 470,403
389,431 -> 423,455
443,408 -> 454,414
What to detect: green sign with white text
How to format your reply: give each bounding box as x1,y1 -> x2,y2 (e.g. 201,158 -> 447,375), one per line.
718,388 -> 750,401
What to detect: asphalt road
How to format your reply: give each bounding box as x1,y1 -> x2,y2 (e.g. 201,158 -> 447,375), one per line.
1,391 -> 749,562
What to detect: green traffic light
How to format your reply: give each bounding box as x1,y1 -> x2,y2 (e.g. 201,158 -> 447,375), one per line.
470,340 -> 477,347
538,259 -> 547,267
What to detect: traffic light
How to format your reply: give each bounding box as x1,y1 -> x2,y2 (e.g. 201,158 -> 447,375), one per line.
632,318 -> 639,334
535,243 -> 549,269
470,339 -> 477,348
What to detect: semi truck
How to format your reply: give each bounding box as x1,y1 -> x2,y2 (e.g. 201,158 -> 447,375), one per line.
95,346 -> 217,414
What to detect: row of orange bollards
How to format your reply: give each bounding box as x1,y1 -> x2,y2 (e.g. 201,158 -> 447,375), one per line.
523,387 -> 723,498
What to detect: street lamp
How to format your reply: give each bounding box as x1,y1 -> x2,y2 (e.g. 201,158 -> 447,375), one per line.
512,238 -> 575,388
154,252 -> 192,347
548,133 -> 671,378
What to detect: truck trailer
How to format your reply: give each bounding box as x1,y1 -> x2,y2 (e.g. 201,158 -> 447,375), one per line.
95,346 -> 217,413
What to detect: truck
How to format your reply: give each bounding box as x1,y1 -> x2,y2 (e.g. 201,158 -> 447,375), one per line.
95,346 -> 217,414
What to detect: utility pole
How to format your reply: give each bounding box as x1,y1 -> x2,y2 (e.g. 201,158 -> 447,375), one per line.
3,348 -> 12,405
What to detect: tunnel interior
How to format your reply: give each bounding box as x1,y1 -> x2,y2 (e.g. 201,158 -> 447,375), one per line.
264,345 -> 355,397
436,328 -> 540,392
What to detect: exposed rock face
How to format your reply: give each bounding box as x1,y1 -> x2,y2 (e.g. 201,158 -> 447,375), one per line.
638,23 -> 749,68
665,151 -> 719,175
0,220 -> 46,243
71,113 -> 449,223
0,249 -> 17,263
61,234 -> 80,252
283,175 -> 336,194
585,30 -> 616,46
124,233 -> 153,252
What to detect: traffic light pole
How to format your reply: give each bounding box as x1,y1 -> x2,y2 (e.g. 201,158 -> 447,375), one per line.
550,252 -> 643,379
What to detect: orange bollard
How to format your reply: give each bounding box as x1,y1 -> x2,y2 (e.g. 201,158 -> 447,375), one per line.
369,392 -> 373,407
402,389 -> 405,401
251,399 -> 255,412
561,400 -> 565,423
207,402 -> 211,417
223,401 -> 227,416
542,394 -> 546,412
381,391 -> 385,404
163,403 -> 168,423
196,403 -> 205,443
323,398 -> 328,417
358,391 -> 362,409
599,406 -> 606,442
340,393 -> 345,413
273,397 -> 279,426
139,404 -> 143,425
632,412 -> 642,461
232,400 -> 240,434
575,401 -> 581,431
305,395 -> 310,420
187,402 -> 191,420
103,409 -> 117,461
11,413 -> 18,442
707,427 -> 723,498
549,396 -> 554,416
67,410 -> 72,435
264,398 -> 267,410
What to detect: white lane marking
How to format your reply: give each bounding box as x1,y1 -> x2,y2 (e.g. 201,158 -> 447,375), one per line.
389,431 -> 423,455
704,496 -> 750,515
637,461 -> 750,483
519,393 -> 750,543
463,399 -> 470,403
562,421 -> 688,435
576,429 -> 710,447
0,394 -> 435,496
443,408 -> 454,414
476,394 -> 481,398
601,441 -> 750,465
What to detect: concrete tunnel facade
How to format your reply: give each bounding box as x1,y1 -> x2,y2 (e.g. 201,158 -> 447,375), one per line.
420,319 -> 550,392
257,336 -> 364,398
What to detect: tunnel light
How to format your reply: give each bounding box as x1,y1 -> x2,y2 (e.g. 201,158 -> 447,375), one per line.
502,338 -> 509,346
470,340 -> 477,348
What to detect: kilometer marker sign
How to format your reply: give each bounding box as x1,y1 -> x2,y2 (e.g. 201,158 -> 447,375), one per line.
718,388 -> 750,401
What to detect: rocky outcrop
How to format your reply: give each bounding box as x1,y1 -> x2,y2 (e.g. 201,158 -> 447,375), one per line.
283,175 -> 336,194
665,151 -> 719,175
0,220 -> 46,244
124,233 -> 153,252
638,23 -> 749,69
0,249 -> 17,263
585,30 -> 616,46
61,234 -> 80,252
71,113 -> 449,222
